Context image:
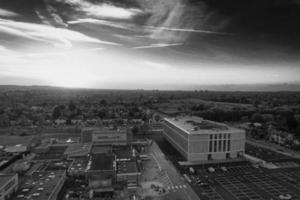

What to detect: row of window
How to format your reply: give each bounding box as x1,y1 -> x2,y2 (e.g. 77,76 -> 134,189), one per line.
209,138 -> 231,152
209,133 -> 231,140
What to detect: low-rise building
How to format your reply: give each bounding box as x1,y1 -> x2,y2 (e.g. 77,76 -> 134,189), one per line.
81,127 -> 127,146
86,153 -> 116,193
116,160 -> 140,189
0,174 -> 18,200
13,171 -> 66,200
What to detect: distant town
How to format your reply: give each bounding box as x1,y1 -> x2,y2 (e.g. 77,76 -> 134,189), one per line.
1,86 -> 300,200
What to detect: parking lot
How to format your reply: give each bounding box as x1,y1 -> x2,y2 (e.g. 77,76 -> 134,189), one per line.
153,136 -> 300,200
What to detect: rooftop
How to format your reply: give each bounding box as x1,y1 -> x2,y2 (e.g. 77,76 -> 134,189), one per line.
117,160 -> 139,175
0,174 -> 16,188
87,153 -> 115,171
64,143 -> 91,156
69,158 -> 88,172
82,127 -> 126,134
164,116 -> 240,134
14,171 -> 65,200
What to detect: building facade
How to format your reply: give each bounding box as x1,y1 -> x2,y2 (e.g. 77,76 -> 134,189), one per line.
0,174 -> 18,200
162,116 -> 245,162
81,128 -> 127,146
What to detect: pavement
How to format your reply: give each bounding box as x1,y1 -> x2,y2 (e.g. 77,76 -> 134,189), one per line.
149,141 -> 200,200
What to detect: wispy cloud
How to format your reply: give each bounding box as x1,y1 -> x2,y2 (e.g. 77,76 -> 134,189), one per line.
63,0 -> 141,19
0,19 -> 119,48
0,8 -> 18,17
146,26 -> 234,35
133,43 -> 183,49
67,18 -> 130,30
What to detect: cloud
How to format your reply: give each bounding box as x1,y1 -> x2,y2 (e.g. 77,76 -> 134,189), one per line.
0,19 -> 119,48
0,8 -> 18,17
63,0 -> 141,19
133,43 -> 183,49
146,26 -> 234,35
67,18 -> 130,30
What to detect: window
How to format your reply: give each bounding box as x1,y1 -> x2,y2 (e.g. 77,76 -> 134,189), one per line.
209,140 -> 212,152
219,134 -> 222,139
223,140 -> 226,152
227,140 -> 231,151
214,134 -> 217,139
208,154 -> 212,160
210,134 -> 213,140
226,153 -> 230,159
214,141 -> 217,152
218,140 -> 222,152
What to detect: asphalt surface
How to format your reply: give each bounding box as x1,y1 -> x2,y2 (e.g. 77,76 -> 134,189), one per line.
149,141 -> 200,200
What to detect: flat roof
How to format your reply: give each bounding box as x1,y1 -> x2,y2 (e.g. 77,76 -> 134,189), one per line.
88,153 -> 115,171
164,116 -> 240,134
69,158 -> 88,172
64,143 -> 91,155
82,127 -> 126,133
91,145 -> 111,154
117,160 -> 139,174
114,149 -> 132,160
15,171 -> 65,200
0,174 -> 16,188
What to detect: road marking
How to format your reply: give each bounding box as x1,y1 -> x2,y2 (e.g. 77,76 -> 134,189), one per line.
150,153 -> 162,171
165,172 -> 174,186
183,185 -> 187,188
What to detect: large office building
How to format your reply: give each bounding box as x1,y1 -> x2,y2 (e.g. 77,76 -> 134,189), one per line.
162,116 -> 245,162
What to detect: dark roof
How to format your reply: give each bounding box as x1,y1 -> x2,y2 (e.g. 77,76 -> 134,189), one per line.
117,161 -> 139,174
89,153 -> 115,171
0,174 -> 16,188
91,145 -> 111,154
114,149 -> 132,160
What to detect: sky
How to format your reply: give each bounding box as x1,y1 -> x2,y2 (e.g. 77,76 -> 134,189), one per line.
0,0 -> 300,90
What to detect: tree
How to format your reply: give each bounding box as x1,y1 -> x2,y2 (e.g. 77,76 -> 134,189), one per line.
68,100 -> 76,111
154,114 -> 161,122
251,113 -> 264,123
99,99 -> 107,106
286,114 -> 298,130
132,125 -> 139,135
52,105 -> 64,119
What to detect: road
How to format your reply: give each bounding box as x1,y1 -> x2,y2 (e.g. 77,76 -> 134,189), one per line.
149,141 -> 200,200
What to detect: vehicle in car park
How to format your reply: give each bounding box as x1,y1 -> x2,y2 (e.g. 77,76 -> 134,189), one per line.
196,180 -> 209,187
221,166 -> 227,172
279,194 -> 292,200
208,167 -> 215,173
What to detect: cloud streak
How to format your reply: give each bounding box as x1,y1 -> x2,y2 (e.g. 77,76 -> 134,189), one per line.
63,0 -> 141,19
0,19 -> 119,48
0,8 -> 18,17
67,18 -> 130,30
133,43 -> 183,49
